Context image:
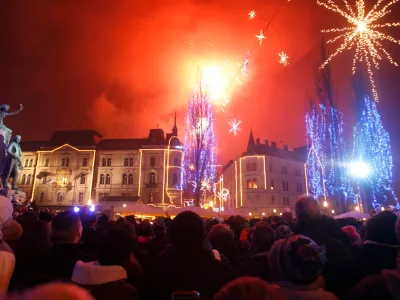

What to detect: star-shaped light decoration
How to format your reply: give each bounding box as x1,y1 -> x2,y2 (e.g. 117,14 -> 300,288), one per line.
229,119 -> 242,136
278,51 -> 290,66
317,0 -> 400,101
201,180 -> 211,191
255,30 -> 266,45
248,10 -> 256,19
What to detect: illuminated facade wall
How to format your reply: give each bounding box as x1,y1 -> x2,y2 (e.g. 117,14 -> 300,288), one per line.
19,150 -> 39,197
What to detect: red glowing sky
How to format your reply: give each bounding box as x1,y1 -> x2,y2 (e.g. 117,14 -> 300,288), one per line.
1,0 -> 400,169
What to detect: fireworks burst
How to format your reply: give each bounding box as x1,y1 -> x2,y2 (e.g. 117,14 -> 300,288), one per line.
229,119 -> 242,136
256,30 -> 266,45
249,10 -> 256,19
317,0 -> 400,101
278,51 -> 290,66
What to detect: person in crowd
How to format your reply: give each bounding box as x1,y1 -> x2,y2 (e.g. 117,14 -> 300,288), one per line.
239,221 -> 275,281
149,218 -> 169,258
142,211 -> 236,300
2,220 -> 22,251
38,211 -> 53,223
45,210 -> 93,280
132,220 -> 153,271
330,210 -> 399,297
5,282 -> 94,300
229,216 -> 251,262
116,217 -> 125,227
275,225 -> 292,241
346,216 -> 400,300
268,234 -> 338,299
294,195 -> 350,279
95,214 -> 109,236
0,197 -> 16,295
206,218 -> 220,235
214,277 -> 278,300
72,227 -> 139,300
207,224 -> 239,265
342,225 -> 361,254
80,213 -> 98,257
15,211 -> 38,231
10,220 -> 52,290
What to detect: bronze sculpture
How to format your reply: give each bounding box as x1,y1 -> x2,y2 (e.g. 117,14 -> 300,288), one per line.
0,104 -> 23,145
1,135 -> 23,190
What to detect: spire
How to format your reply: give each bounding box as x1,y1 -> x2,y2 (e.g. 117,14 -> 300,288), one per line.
247,129 -> 256,154
172,112 -> 178,136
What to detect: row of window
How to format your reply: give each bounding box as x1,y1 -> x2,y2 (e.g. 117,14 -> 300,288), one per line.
100,172 -> 180,186
20,174 -> 32,185
245,162 -> 302,177
246,178 -> 302,192
41,157 -> 89,167
24,159 -> 34,168
270,195 -> 290,206
101,157 -> 181,167
38,192 -> 85,203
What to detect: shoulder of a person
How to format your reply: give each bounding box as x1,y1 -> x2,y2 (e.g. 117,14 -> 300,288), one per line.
346,273 -> 393,300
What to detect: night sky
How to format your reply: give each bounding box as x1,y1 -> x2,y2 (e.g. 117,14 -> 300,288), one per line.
1,0 -> 400,186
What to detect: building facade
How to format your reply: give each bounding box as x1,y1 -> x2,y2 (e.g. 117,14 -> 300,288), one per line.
19,121 -> 183,208
221,131 -> 306,216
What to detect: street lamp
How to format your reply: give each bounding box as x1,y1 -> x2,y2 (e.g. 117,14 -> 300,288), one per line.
355,206 -> 360,211
332,209 -> 335,214
323,200 -> 328,208
273,209 -> 276,214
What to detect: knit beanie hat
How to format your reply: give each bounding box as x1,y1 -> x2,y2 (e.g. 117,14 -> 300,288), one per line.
2,220 -> 23,242
342,225 -> 360,245
275,225 -> 292,241
0,196 -> 13,230
269,235 -> 326,284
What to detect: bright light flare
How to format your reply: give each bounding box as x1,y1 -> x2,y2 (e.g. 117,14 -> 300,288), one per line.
278,51 -> 290,66
348,161 -> 371,178
229,119 -> 242,136
317,0 -> 400,102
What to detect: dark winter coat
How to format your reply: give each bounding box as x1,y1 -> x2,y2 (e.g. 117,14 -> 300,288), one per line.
72,261 -> 138,300
141,247 -> 236,300
239,252 -> 273,281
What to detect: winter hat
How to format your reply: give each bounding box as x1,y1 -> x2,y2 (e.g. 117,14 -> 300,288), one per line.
170,211 -> 205,248
0,196 -> 14,230
275,225 -> 292,241
2,220 -> 23,242
342,225 -> 360,245
366,211 -> 398,245
269,234 -> 326,284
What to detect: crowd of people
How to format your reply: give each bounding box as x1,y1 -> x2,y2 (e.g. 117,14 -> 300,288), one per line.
0,194 -> 399,299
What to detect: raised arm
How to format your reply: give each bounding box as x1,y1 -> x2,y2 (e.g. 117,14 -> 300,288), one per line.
6,104 -> 23,116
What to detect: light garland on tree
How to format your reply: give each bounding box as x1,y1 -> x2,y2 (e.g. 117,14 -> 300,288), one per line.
317,0 -> 400,101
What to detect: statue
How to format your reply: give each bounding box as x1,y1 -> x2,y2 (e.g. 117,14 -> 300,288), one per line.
1,135 -> 23,190
0,104 -> 23,145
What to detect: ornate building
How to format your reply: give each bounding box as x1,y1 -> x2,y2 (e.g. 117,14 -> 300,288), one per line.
221,131 -> 306,216
19,120 -> 183,208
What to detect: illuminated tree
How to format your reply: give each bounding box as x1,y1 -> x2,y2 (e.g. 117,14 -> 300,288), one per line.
352,96 -> 397,209
183,80 -> 217,207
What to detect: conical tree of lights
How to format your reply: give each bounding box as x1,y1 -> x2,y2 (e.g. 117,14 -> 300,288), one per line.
183,81 -> 217,207
352,96 -> 397,209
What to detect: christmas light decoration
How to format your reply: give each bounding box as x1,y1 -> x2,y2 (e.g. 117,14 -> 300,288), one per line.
229,119 -> 242,136
352,96 -> 397,208
249,10 -> 256,19
183,80 -> 217,206
278,51 -> 290,66
255,30 -> 266,45
317,0 -> 400,101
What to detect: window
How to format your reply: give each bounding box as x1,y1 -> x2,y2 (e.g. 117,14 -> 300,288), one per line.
281,166 -> 288,174
29,159 -> 33,167
42,176 -> 47,184
80,174 -> 86,185
127,192 -> 133,196
105,174 -> 111,184
24,159 -> 28,167
128,174 -> 134,185
21,174 -> 26,185
44,158 -> 49,167
150,157 -> 156,166
252,178 -> 258,189
149,172 -> 156,184
251,162 -> 257,171
61,158 -> 65,166
173,174 -> 178,185
122,174 -> 128,185
295,168 -> 301,177
129,158 -> 134,166
27,174 -> 31,185
39,192 -> 45,202
173,157 -> 179,166
99,193 -> 104,200
283,197 -> 290,206
82,158 -> 88,167
270,163 -> 273,172
271,180 -> 275,189
100,174 -> 105,184
64,158 -> 69,167
282,181 -> 289,191
246,163 -> 251,172
102,158 -> 106,166
296,183 -> 303,193
57,192 -> 64,203
271,196 -> 275,204
124,158 -> 129,167
78,192 -> 84,203
247,179 -> 252,189
107,158 -> 111,166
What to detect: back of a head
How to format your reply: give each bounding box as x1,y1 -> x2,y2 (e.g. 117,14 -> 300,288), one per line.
170,211 -> 205,249
52,210 -> 82,244
275,225 -> 292,241
366,211 -> 398,245
16,220 -> 51,256
206,218 -> 220,234
253,222 -> 275,252
214,277 -> 278,300
342,225 -> 360,245
138,219 -> 152,237
98,227 -> 132,266
39,211 -> 53,223
295,195 -> 321,221
208,224 -> 234,244
125,215 -> 136,225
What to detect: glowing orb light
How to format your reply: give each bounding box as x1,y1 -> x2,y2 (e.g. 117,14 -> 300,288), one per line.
349,161 -> 371,178
73,206 -> 80,213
